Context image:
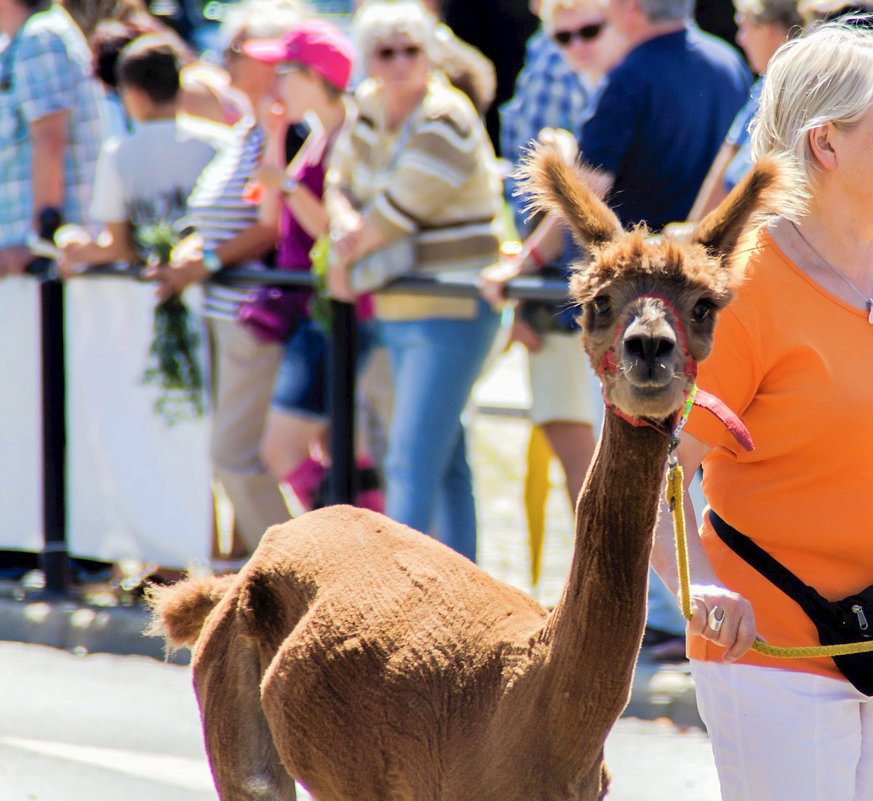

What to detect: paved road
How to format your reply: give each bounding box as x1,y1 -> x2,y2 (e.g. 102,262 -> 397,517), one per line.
0,642 -> 720,801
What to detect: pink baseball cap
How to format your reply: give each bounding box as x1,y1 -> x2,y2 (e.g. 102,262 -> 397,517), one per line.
242,20 -> 354,91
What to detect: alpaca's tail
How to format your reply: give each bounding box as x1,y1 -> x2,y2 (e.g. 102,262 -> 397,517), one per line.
145,574 -> 236,648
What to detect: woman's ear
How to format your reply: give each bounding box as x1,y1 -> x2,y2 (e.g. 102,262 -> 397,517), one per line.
808,124 -> 837,171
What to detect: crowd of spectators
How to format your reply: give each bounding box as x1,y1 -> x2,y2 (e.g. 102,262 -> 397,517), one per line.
0,0 -> 868,646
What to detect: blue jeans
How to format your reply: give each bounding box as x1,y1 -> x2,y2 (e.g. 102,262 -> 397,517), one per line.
380,300 -> 499,562
272,318 -> 375,420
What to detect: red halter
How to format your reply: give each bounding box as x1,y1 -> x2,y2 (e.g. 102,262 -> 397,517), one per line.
596,292 -> 698,383
595,293 -> 753,452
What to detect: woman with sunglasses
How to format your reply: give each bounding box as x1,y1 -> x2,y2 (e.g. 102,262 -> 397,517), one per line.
325,0 -> 503,563
487,0 -> 627,528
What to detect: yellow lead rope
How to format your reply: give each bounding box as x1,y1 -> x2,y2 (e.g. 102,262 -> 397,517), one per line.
666,463 -> 873,659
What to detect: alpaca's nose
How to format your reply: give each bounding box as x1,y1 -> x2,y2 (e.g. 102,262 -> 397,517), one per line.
624,332 -> 675,363
622,320 -> 676,379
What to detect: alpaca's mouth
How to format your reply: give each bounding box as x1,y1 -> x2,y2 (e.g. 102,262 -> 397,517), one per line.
619,360 -> 677,389
607,374 -> 689,421
630,384 -> 670,396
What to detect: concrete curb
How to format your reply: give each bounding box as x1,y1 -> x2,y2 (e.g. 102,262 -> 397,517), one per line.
0,592 -> 703,728
0,593 -> 188,665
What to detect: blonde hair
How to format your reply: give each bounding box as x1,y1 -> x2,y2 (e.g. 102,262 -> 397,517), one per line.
352,0 -> 437,63
797,0 -> 873,24
734,0 -> 803,30
751,19 -> 873,199
539,0 -> 608,32
219,0 -> 307,44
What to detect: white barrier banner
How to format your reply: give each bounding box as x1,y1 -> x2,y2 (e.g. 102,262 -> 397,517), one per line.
66,278 -> 212,568
0,277 -> 43,552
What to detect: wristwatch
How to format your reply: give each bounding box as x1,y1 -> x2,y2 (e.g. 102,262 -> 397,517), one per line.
202,249 -> 223,274
281,175 -> 300,195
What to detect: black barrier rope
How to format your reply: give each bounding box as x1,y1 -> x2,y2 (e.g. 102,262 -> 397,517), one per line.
29,266 -> 571,596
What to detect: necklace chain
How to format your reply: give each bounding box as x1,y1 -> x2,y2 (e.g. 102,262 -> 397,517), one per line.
790,220 -> 873,324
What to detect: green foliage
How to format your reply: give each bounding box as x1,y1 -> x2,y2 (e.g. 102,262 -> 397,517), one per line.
138,221 -> 206,426
309,234 -> 333,333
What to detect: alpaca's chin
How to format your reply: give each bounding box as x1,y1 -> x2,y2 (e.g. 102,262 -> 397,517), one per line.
609,381 -> 688,422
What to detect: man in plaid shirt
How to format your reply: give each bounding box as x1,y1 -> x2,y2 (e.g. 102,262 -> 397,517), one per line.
0,0 -> 108,276
499,24 -> 592,234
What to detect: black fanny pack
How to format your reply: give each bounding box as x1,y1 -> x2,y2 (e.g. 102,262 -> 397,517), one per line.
709,510 -> 873,696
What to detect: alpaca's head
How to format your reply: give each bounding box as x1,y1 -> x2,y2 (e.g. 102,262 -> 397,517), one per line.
521,148 -> 789,423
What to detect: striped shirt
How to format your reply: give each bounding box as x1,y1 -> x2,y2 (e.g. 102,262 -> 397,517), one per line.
327,73 -> 502,320
0,5 -> 108,246
186,121 -> 264,320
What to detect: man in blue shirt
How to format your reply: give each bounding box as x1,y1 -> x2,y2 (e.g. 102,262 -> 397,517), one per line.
578,0 -> 751,230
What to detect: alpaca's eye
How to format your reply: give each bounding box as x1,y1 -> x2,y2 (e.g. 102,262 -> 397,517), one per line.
592,295 -> 611,315
691,299 -> 716,323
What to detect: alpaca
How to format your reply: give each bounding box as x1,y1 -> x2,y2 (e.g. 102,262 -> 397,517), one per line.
148,147 -> 787,801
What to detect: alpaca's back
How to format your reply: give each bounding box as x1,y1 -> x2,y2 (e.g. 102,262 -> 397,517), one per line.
217,506 -> 547,800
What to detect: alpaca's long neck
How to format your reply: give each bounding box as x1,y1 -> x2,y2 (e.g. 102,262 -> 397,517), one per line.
537,410 -> 670,739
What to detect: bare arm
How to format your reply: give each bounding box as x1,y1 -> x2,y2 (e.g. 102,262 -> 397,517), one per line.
284,184 -> 329,241
214,222 -> 277,267
59,221 -> 137,275
651,432 -> 758,661
255,112 -> 285,232
686,143 -> 737,223
30,111 -> 67,225
479,162 -> 613,305
145,222 -> 279,302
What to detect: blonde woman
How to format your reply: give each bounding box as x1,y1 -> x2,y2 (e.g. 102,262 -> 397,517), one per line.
653,21 -> 873,799
326,0 -> 503,562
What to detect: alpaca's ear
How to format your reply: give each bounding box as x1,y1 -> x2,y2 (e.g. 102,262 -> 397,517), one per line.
517,143 -> 622,248
691,156 -> 796,259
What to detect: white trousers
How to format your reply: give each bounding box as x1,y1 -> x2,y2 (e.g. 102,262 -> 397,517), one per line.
691,661 -> 873,801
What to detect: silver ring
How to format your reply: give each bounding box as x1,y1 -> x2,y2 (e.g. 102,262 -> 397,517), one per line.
707,606 -> 726,633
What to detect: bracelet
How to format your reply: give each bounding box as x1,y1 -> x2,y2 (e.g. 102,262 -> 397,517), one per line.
526,245 -> 547,270
202,249 -> 223,274
281,175 -> 300,195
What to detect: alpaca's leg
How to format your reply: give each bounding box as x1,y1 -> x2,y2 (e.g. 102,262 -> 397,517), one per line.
193,617 -> 296,801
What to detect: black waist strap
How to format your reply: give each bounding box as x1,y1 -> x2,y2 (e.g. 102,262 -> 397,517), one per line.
708,510 -> 831,619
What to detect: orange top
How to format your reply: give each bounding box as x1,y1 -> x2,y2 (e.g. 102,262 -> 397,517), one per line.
683,227 -> 873,680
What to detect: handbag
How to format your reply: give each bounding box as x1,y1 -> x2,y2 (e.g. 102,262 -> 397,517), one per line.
237,286 -> 309,344
709,510 -> 873,695
349,236 -> 416,294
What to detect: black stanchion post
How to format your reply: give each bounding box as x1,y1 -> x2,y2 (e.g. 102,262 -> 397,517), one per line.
39,274 -> 70,595
28,207 -> 71,596
327,299 -> 357,505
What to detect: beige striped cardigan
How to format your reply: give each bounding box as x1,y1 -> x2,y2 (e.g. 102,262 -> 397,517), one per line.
326,72 -> 503,320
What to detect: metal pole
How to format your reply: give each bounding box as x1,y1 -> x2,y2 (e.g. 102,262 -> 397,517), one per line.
39,275 -> 70,595
327,300 -> 357,505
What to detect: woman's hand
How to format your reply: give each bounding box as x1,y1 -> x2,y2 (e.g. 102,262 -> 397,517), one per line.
687,584 -> 759,662
0,244 -> 34,277
252,164 -> 286,192
259,97 -> 287,142
326,241 -> 358,303
56,238 -> 94,278
508,316 -> 543,353
143,233 -> 207,302
330,215 -> 363,263
478,258 -> 521,309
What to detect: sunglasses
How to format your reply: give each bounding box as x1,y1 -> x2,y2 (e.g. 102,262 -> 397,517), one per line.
373,44 -> 423,62
223,40 -> 246,61
552,22 -> 607,46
